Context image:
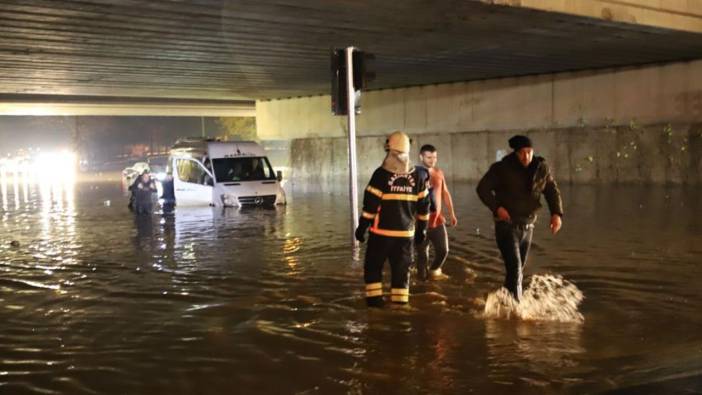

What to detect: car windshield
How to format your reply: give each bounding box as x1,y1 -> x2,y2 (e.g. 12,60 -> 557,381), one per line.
212,157 -> 275,182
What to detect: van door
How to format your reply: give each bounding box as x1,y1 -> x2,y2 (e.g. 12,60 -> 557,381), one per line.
173,158 -> 214,206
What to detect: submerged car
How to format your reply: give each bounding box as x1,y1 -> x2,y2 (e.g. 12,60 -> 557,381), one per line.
147,155 -> 169,181
121,161 -> 150,191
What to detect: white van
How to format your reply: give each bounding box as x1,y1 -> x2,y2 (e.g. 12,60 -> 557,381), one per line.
168,138 -> 286,207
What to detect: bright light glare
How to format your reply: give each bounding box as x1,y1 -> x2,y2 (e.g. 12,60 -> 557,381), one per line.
0,150 -> 77,185
33,151 -> 77,184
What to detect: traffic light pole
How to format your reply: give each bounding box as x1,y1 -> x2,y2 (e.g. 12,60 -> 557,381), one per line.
345,47 -> 359,248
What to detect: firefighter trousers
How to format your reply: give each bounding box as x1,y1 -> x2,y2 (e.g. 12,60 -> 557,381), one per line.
363,233 -> 412,306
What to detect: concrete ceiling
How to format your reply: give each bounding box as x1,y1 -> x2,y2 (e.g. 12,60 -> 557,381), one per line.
1,0 -> 702,102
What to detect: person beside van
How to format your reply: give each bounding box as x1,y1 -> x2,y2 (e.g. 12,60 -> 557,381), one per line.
131,170 -> 157,215
160,172 -> 176,212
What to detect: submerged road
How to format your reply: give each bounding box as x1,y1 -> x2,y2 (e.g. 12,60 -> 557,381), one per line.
1,178 -> 701,394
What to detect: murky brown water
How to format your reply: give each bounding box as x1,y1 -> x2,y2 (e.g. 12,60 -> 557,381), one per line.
1,177 -> 702,394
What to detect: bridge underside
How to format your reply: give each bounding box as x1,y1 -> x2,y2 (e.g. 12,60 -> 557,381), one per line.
0,0 -> 701,111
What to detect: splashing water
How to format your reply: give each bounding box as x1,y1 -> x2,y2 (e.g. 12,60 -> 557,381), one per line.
482,274 -> 584,323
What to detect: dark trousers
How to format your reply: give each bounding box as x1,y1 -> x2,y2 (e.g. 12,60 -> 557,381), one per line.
415,224 -> 449,279
135,200 -> 152,215
364,234 -> 412,306
495,221 -> 534,302
134,190 -> 154,215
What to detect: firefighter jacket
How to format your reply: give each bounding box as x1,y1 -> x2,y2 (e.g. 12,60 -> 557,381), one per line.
361,167 -> 431,237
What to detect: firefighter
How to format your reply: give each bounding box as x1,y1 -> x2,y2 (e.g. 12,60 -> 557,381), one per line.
354,131 -> 431,307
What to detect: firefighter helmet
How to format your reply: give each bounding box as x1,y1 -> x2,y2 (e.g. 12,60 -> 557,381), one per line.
385,131 -> 411,154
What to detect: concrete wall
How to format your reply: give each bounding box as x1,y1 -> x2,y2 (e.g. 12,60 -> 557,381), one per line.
257,59 -> 702,187
283,123 -> 702,189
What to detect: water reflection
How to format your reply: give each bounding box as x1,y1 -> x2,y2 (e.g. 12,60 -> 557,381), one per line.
0,181 -> 701,393
0,169 -> 7,211
12,171 -> 20,210
283,237 -> 303,275
38,179 -> 76,243
134,214 -> 156,250
21,175 -> 29,205
485,319 -> 584,385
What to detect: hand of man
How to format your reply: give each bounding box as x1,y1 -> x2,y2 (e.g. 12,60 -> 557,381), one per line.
355,218 -> 371,243
449,214 -> 458,227
550,214 -> 562,234
496,207 -> 511,222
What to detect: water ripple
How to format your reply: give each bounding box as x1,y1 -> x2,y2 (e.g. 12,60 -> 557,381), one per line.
0,181 -> 701,393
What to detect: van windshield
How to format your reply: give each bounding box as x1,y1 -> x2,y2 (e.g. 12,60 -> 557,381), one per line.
212,157 -> 276,182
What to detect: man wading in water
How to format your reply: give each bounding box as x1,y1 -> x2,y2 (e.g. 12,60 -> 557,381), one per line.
355,131 -> 431,307
476,135 -> 563,302
415,144 -> 458,281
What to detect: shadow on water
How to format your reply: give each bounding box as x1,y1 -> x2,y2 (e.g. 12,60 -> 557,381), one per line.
0,179 -> 702,393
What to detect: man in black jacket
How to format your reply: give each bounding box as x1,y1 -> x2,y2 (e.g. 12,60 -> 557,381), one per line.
130,170 -> 158,215
476,135 -> 563,302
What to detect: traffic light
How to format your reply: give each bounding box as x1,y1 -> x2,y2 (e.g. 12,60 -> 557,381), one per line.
352,51 -> 375,91
331,49 -> 348,115
331,48 -> 374,116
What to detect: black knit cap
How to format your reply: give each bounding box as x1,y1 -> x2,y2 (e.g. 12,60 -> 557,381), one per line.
508,135 -> 532,151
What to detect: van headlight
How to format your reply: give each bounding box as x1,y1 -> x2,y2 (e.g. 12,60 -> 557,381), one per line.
221,193 -> 238,207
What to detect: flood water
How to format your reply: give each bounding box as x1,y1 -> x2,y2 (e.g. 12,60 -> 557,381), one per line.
1,176 -> 702,394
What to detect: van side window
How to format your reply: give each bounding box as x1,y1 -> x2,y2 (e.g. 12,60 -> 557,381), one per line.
176,159 -> 210,185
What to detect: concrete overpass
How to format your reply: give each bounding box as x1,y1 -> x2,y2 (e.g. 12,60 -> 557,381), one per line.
0,95 -> 255,116
1,0 -> 701,183
0,0 -> 701,104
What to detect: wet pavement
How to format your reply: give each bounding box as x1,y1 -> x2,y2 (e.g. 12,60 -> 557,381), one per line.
1,176 -> 702,394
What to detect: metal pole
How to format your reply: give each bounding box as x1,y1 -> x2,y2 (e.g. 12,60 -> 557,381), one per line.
345,47 -> 359,248
201,116 -> 205,137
